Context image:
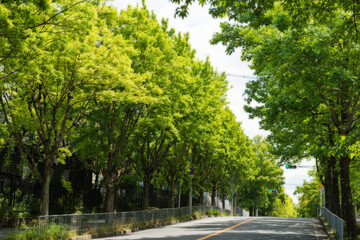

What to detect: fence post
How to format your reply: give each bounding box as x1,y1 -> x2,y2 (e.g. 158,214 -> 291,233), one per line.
152,210 -> 154,224
122,212 -> 125,226
79,215 -> 82,235
38,217 -> 40,236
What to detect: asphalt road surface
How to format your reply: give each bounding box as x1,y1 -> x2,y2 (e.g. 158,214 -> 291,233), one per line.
97,216 -> 329,240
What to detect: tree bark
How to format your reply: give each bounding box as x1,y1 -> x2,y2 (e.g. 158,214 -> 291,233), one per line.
339,155 -> 357,237
324,159 -> 341,216
211,184 -> 217,207
233,194 -> 237,215
177,182 -> 181,208
40,163 -> 52,215
168,178 -> 175,208
222,197 -> 226,209
105,171 -> 115,213
143,173 -> 151,210
249,206 -> 253,216
331,166 -> 341,216
199,189 -> 204,206
106,185 -> 115,213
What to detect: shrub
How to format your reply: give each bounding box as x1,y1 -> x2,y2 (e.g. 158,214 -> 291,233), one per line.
0,191 -> 39,218
206,208 -> 220,216
4,223 -> 72,240
220,211 -> 230,216
192,211 -> 201,219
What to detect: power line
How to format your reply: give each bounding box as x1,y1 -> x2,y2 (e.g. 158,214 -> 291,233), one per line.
132,58 -> 258,80
226,73 -> 257,79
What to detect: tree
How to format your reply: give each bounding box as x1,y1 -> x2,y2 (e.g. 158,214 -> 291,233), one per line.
156,32 -> 197,209
295,171 -> 321,218
0,0 -> 85,81
237,137 -> 285,216
1,0 -> 135,215
237,7 -> 359,235
71,5 -> 149,213
217,107 -> 250,211
118,5 -> 199,210
170,0 -> 360,236
271,194 -> 296,217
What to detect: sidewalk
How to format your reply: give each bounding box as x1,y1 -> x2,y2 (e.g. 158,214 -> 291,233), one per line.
314,218 -> 331,240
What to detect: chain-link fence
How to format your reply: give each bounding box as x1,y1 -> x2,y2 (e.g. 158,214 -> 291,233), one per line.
320,207 -> 343,240
38,206 -> 230,234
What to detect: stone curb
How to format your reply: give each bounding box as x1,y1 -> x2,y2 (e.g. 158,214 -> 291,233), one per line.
90,215 -> 218,239
67,235 -> 92,240
318,217 -> 337,240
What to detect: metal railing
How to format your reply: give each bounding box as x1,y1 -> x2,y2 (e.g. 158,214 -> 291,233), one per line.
320,207 -> 343,239
38,206 -> 230,234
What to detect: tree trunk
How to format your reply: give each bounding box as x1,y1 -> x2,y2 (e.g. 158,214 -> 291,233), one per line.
323,156 -> 341,217
222,197 -> 226,209
40,166 -> 52,215
199,189 -> 204,206
324,162 -> 331,209
94,172 -> 100,191
177,182 -> 181,208
339,155 -> 357,237
105,176 -> 115,213
211,184 -> 217,207
9,175 -> 14,207
143,174 -> 151,210
233,194 -> 237,214
329,156 -> 341,216
249,206 -> 253,216
168,178 -> 175,208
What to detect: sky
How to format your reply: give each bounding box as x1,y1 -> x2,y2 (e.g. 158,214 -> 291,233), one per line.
110,0 -> 315,205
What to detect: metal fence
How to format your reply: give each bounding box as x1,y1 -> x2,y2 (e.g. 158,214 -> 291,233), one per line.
320,207 -> 343,240
38,206 -> 230,234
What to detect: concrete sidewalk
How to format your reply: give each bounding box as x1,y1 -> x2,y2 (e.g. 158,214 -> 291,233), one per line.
314,218 -> 331,240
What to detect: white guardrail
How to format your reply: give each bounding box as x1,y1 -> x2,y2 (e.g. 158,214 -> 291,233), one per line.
320,207 -> 343,239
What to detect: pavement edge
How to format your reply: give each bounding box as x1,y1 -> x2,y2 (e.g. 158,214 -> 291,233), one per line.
317,217 -> 337,240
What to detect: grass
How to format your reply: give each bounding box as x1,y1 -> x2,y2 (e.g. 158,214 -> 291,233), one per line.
3,223 -> 74,240
4,208 -> 228,239
220,211 -> 230,217
205,208 -> 220,216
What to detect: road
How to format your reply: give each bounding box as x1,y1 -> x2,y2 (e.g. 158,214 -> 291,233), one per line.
97,216 -> 329,240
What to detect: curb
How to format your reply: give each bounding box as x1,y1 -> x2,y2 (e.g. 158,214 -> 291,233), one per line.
318,217 -> 337,240
90,215 -> 218,239
67,235 -> 92,240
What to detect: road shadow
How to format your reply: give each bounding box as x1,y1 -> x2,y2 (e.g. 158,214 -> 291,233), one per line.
99,217 -> 318,240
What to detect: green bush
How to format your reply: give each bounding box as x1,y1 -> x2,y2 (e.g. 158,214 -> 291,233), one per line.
0,191 -> 39,218
0,195 -> 9,217
206,208 -> 220,216
220,211 -> 230,216
4,223 -> 72,240
192,211 -> 201,219
177,214 -> 190,221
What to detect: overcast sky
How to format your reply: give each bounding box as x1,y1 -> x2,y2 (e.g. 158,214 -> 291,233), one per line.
110,0 -> 315,206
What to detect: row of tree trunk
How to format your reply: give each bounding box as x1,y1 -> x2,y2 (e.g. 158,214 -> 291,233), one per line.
318,154 -> 357,237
